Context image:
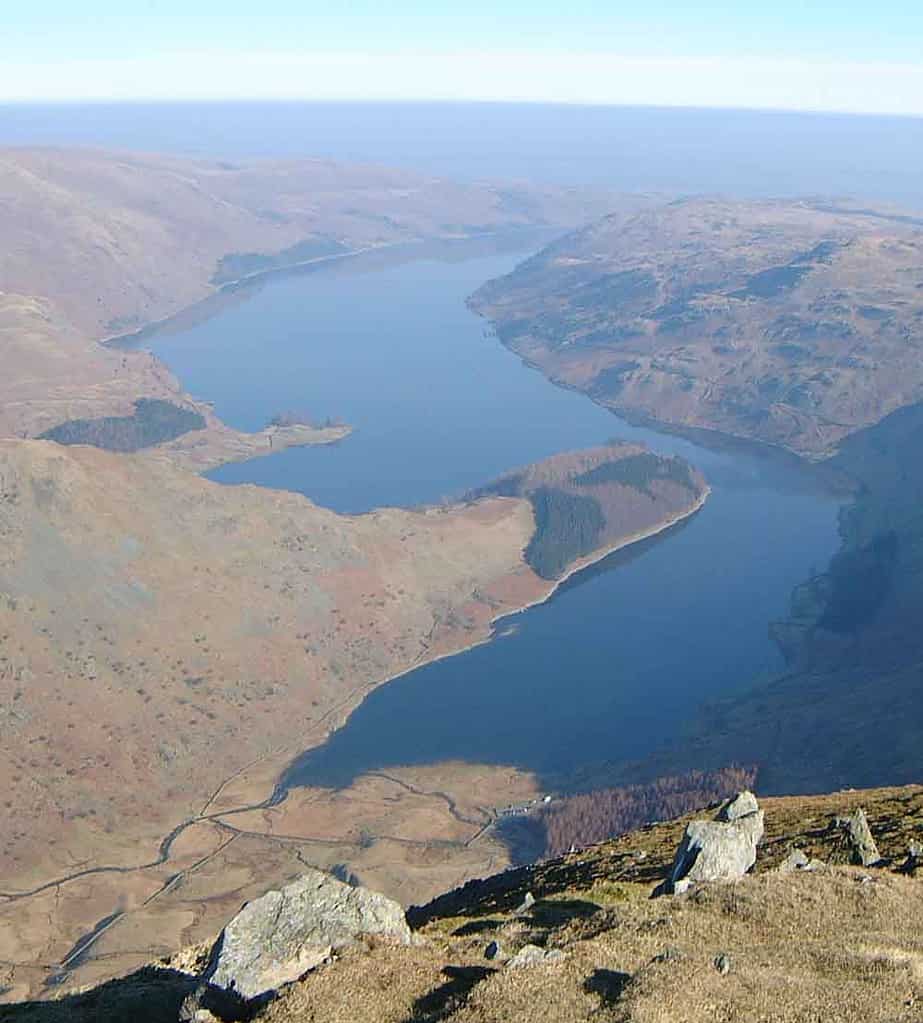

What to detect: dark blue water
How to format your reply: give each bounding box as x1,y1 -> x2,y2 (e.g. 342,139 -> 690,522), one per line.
132,234 -> 844,787
3,102 -> 923,205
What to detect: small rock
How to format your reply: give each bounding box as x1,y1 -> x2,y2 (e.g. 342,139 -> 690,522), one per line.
777,848 -> 809,872
203,869 -> 411,1004
178,988 -> 208,1023
507,944 -> 566,968
831,809 -> 881,867
484,940 -> 501,960
714,953 -> 732,976
900,842 -> 922,875
775,848 -> 825,873
513,891 -> 536,916
178,986 -> 221,1023
652,946 -> 683,964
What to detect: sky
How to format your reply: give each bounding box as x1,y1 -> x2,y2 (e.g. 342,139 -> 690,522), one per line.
3,1 -> 923,114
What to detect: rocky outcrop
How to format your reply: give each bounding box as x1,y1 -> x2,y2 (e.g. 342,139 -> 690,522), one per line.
659,791 -> 764,894
202,870 -> 411,1006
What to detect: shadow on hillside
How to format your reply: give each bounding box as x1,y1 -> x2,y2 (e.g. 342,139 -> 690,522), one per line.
403,965 -> 495,1023
529,897 -> 601,928
584,968 -> 631,1006
0,967 -> 197,1023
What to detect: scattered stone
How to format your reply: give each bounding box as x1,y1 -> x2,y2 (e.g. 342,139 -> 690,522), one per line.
900,842 -> 922,876
507,944 -> 566,968
514,891 -> 536,916
776,848 -> 825,873
830,809 -> 881,867
484,940 -> 501,960
778,848 -> 809,872
652,946 -> 683,964
656,791 -> 764,895
714,953 -> 732,976
203,869 -> 411,1004
189,1010 -> 219,1023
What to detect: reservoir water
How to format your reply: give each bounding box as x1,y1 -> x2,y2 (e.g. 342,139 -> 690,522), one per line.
132,234 -> 845,789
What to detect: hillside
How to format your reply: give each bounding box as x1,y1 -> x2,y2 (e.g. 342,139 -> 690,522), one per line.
5,785 -> 921,1022
0,440 -> 704,1003
471,197 -> 923,458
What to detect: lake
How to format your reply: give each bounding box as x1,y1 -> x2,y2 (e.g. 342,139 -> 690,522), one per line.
129,233 -> 844,790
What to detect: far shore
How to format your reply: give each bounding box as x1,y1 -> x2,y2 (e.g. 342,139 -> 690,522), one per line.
98,226 -> 557,350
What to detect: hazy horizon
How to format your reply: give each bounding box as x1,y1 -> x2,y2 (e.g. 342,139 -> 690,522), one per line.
3,100 -> 922,207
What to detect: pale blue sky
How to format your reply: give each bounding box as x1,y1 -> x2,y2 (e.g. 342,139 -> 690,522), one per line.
4,2 -> 923,112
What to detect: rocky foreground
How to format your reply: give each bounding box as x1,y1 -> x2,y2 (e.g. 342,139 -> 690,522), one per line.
6,784 -> 921,1022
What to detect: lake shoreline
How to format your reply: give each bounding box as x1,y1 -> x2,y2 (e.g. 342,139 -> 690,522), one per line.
477,321 -> 860,481
100,227 -> 558,351
275,481 -> 711,796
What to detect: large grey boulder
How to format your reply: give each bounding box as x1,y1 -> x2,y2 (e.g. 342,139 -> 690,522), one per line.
204,869 -> 412,1004
660,791 -> 764,895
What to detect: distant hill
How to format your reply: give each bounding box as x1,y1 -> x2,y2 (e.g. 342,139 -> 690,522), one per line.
472,197 -> 923,458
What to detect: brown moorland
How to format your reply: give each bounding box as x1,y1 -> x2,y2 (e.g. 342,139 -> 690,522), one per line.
472,197 -> 923,458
